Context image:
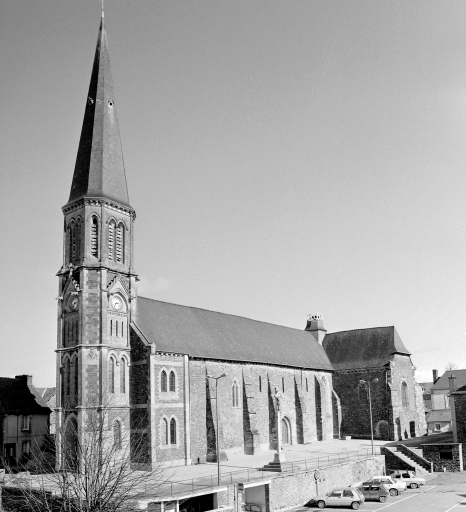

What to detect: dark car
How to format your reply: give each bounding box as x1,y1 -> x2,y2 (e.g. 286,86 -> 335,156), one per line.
357,482 -> 389,503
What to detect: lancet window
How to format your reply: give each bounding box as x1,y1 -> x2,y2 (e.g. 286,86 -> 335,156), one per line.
91,217 -> 99,257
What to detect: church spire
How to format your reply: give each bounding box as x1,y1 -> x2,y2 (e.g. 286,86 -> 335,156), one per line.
68,14 -> 130,207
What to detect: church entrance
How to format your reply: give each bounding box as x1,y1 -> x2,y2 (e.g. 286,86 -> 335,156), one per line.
281,418 -> 290,444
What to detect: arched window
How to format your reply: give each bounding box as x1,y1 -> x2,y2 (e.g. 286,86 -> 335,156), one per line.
64,358 -> 71,396
170,418 -> 177,444
401,382 -> 409,407
69,220 -> 76,261
116,224 -> 124,263
161,370 -> 167,392
169,371 -> 176,392
75,218 -> 81,260
91,217 -> 99,257
232,380 -> 239,407
74,357 -> 79,397
162,418 -> 168,445
108,357 -> 115,393
120,358 -> 126,393
108,221 -> 115,260
113,420 -> 121,449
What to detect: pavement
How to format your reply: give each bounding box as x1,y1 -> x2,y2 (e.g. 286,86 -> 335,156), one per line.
167,438 -> 387,484
293,472 -> 466,512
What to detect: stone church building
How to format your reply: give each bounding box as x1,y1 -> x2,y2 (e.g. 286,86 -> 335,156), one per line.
55,15 -> 341,469
323,326 -> 426,441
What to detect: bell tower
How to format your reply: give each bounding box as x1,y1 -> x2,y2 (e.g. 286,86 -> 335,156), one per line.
56,11 -> 137,466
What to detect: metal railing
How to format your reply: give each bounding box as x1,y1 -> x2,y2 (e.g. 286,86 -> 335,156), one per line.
146,447 -> 382,498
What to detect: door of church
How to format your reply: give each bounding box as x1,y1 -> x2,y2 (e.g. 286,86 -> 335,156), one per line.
281,419 -> 290,444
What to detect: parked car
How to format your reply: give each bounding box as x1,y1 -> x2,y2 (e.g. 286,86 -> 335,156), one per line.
368,475 -> 406,496
351,481 -> 389,502
387,469 -> 425,489
308,488 -> 364,509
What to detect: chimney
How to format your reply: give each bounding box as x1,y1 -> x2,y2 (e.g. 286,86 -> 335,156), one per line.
449,374 -> 457,393
305,313 -> 327,344
15,375 -> 32,386
433,369 -> 438,384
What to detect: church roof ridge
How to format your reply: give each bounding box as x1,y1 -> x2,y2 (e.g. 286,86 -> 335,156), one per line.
327,325 -> 394,335
137,295 -> 308,333
67,15 -> 130,208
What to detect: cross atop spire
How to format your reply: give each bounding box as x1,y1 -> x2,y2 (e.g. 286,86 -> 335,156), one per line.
67,15 -> 131,208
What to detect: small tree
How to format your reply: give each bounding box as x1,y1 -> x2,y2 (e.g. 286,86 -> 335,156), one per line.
2,404 -> 172,512
445,362 -> 458,372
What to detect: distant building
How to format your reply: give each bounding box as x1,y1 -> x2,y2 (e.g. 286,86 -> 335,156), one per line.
418,381 -> 433,416
35,387 -> 56,434
426,369 -> 466,434
322,326 -> 426,441
0,375 -> 52,467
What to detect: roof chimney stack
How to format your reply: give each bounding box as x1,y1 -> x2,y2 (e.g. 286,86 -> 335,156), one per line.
433,369 -> 438,384
305,313 -> 327,344
15,375 -> 32,386
449,374 -> 457,393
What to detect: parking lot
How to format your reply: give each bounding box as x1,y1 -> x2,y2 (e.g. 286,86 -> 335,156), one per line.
294,472 -> 466,512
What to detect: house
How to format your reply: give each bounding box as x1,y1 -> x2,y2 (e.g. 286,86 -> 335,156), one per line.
426,369 -> 466,434
0,375 -> 52,467
35,387 -> 56,434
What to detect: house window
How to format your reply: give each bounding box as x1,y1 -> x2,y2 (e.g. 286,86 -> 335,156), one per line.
22,441 -> 31,455
439,447 -> 453,460
22,415 -> 31,431
401,382 -> 409,407
170,418 -> 177,444
435,423 -> 441,432
113,421 -> 121,450
161,370 -> 168,392
232,380 -> 240,407
162,418 -> 168,445
169,371 -> 176,392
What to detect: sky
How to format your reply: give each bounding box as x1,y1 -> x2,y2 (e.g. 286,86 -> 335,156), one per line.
1,1 -> 466,387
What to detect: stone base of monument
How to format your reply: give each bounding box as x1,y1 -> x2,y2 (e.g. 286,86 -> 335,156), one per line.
262,453 -> 286,472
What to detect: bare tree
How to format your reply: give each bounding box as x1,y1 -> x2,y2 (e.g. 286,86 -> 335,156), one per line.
1,404 -> 173,512
445,362 -> 458,372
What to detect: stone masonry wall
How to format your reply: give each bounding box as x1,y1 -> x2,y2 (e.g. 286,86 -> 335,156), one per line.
189,358 -> 335,464
422,443 -> 463,472
453,393 -> 466,461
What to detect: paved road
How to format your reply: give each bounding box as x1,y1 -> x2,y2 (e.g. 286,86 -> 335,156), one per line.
294,472 -> 466,512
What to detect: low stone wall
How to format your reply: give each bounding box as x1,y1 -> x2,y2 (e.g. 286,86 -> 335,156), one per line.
421,443 -> 463,472
267,456 -> 385,511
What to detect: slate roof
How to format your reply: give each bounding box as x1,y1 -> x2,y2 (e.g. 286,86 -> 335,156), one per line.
67,15 -> 130,208
432,370 -> 466,391
322,326 -> 411,371
35,387 -> 56,403
133,297 -> 334,371
0,377 -> 51,416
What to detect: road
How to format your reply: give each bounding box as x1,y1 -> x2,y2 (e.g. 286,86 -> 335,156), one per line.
293,472 -> 466,512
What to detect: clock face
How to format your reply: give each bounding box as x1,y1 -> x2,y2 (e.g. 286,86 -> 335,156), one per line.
111,296 -> 122,310
70,297 -> 78,311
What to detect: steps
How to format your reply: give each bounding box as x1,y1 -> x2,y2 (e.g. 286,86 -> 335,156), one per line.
382,446 -> 431,475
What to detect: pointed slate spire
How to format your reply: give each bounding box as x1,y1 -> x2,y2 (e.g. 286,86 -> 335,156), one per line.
68,13 -> 130,207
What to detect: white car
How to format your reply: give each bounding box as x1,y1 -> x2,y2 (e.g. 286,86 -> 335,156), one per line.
388,469 -> 425,489
309,488 -> 364,509
368,475 -> 406,496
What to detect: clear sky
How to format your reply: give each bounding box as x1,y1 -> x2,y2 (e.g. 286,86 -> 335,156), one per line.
1,1 -> 465,387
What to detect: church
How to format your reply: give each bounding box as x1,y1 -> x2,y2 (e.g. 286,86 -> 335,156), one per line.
55,14 -> 341,470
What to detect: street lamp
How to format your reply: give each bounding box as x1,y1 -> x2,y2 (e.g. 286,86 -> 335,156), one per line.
207,373 -> 227,486
360,378 -> 379,455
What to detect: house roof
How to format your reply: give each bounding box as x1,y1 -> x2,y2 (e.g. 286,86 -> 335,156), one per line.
418,382 -> 434,393
35,387 -> 56,403
0,377 -> 51,416
133,297 -> 334,371
432,370 -> 466,391
426,410 -> 452,423
322,326 -> 411,371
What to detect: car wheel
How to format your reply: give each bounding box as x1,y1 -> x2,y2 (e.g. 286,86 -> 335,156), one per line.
317,501 -> 325,509
389,489 -> 398,496
379,496 -> 387,503
351,502 -> 360,510
411,483 -> 418,489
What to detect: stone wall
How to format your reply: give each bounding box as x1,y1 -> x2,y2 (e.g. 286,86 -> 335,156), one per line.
453,392 -> 466,461
421,443 -> 463,472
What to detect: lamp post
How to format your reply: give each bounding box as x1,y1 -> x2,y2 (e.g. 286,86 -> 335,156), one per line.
207,373 -> 227,486
360,378 -> 379,455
